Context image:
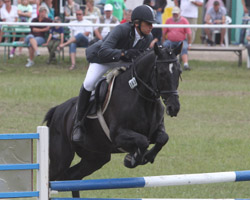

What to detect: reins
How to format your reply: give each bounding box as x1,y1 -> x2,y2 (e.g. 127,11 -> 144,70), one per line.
128,53 -> 179,102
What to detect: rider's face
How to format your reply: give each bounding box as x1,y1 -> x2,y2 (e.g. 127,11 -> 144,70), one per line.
137,21 -> 153,36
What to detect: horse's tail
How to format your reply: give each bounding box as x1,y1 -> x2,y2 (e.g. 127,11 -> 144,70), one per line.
43,106 -> 58,127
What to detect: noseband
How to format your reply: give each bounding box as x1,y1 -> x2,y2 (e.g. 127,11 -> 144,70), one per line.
128,54 -> 179,102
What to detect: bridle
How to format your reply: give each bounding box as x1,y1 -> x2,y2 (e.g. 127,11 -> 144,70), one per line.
128,54 -> 179,102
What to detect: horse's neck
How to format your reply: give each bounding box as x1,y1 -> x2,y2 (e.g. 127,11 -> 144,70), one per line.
135,53 -> 155,80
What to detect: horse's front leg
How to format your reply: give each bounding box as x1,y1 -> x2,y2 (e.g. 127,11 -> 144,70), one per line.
142,123 -> 169,164
114,128 -> 149,168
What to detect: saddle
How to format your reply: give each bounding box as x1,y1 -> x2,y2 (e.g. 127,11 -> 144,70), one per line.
87,66 -> 127,119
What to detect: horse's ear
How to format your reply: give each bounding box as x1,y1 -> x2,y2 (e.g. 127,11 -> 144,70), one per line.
173,42 -> 183,55
154,43 -> 163,57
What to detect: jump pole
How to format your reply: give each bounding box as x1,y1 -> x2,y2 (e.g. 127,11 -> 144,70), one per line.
50,170 -> 250,192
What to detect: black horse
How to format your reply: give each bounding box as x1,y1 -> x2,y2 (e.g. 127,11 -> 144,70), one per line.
44,44 -> 182,197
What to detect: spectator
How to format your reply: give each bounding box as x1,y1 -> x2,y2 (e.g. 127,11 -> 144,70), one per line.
143,0 -> 162,47
58,9 -> 93,70
120,8 -> 132,23
204,0 -> 226,46
40,0 -> 54,20
150,26 -> 162,48
9,0 -> 32,57
155,0 -> 167,24
245,28 -> 250,59
43,16 -> 64,64
64,0 -> 80,22
239,0 -> 250,46
205,0 -> 225,14
0,0 -> 18,23
0,0 -> 18,43
24,6 -> 52,67
84,0 -> 101,23
18,0 -> 32,23
105,0 -> 126,21
162,6 -> 192,70
174,0 -> 203,43
0,0 -> 5,17
91,4 -> 118,44
0,0 -> 6,42
71,5 -> 155,144
29,0 -> 39,20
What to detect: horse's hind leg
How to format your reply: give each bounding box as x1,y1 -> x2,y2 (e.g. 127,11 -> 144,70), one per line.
58,152 -> 111,198
57,152 -> 111,181
49,135 -> 75,181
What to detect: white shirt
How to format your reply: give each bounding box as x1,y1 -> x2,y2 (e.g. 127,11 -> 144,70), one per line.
133,28 -> 144,47
0,5 -> 18,22
70,19 -> 94,41
30,3 -> 37,20
95,15 -> 119,38
180,0 -> 204,18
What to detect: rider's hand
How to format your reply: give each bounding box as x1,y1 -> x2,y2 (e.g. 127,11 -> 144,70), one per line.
121,49 -> 143,62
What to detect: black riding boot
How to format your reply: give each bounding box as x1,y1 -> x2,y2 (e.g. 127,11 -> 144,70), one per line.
72,86 -> 91,143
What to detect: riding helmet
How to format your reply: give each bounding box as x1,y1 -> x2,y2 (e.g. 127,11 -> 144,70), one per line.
131,5 -> 156,24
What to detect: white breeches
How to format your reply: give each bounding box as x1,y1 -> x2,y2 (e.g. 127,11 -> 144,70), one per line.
83,61 -> 131,91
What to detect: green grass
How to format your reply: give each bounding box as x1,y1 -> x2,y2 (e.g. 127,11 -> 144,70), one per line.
0,56 -> 250,199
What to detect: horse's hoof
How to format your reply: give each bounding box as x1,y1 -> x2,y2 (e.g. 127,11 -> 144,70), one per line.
124,154 -> 137,168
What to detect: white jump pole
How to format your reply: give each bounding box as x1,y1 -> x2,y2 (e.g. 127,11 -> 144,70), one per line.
37,126 -> 49,200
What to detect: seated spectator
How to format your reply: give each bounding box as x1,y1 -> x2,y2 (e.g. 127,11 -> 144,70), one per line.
29,0 -> 39,20
58,9 -> 93,70
18,0 -> 32,23
0,0 -> 6,42
40,0 -> 54,20
24,6 -> 52,67
91,4 -> 118,44
174,0 -> 203,44
64,0 -> 80,22
43,16 -> 64,64
120,9 -> 132,24
205,0 -> 225,16
10,0 -> 32,57
84,0 -> 101,23
204,0 -> 226,46
162,6 -> 192,70
0,0 -> 18,43
0,0 -> 18,24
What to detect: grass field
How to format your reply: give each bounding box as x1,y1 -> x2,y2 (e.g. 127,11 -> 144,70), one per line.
0,55 -> 250,199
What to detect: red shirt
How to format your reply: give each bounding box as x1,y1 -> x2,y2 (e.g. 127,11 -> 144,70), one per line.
163,16 -> 191,42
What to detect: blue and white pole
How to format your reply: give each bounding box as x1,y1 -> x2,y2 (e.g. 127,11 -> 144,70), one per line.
50,170 -> 250,192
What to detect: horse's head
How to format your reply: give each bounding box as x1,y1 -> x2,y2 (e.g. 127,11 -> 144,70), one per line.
153,43 -> 182,117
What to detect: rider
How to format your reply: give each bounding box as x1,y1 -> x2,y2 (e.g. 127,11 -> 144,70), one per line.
72,5 -> 156,145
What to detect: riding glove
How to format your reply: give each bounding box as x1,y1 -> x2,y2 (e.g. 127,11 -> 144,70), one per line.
121,49 -> 143,62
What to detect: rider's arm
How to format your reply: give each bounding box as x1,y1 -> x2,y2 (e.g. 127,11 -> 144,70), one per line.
98,24 -> 128,62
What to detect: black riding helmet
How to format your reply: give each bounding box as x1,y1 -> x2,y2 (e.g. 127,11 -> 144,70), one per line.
131,5 -> 156,24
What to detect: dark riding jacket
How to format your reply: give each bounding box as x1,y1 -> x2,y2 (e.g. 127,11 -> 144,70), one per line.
86,22 -> 153,63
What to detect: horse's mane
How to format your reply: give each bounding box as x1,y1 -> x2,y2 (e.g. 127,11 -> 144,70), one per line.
133,48 -> 155,66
